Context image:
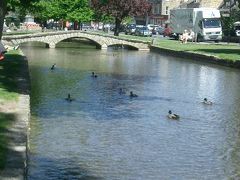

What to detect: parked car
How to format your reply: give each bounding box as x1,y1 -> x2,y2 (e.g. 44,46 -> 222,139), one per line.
135,26 -> 152,36
163,27 -> 172,37
156,26 -> 164,35
110,24 -> 125,32
125,24 -> 136,35
147,24 -> 159,31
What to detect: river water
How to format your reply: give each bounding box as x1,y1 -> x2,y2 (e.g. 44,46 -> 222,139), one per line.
21,41 -> 240,179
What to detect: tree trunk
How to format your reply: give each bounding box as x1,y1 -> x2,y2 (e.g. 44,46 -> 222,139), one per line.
0,0 -> 7,40
114,18 -> 121,36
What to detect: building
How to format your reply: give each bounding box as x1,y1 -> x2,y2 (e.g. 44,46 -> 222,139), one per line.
135,0 -> 231,26
161,0 -> 233,24
135,0 -> 184,26
147,0 -> 167,26
179,0 -> 223,8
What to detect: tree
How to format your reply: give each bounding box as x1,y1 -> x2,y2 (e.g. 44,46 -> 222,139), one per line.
0,0 -> 8,39
0,0 -> 38,39
32,0 -> 93,29
91,0 -> 151,36
66,0 -> 94,29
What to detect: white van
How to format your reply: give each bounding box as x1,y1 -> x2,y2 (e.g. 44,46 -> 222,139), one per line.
170,8 -> 222,42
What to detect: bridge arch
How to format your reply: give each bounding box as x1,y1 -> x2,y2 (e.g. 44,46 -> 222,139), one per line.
107,44 -> 138,50
54,36 -> 102,49
2,31 -> 149,51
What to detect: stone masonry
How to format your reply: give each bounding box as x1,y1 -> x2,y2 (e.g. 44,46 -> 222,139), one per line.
2,31 -> 149,51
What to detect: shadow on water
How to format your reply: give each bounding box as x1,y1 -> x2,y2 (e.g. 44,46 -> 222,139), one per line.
28,156 -> 103,180
30,66 -> 184,122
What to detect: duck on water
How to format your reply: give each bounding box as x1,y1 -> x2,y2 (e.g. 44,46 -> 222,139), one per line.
203,98 -> 213,105
130,91 -> 138,97
65,94 -> 75,102
168,110 -> 180,120
51,63 -> 56,70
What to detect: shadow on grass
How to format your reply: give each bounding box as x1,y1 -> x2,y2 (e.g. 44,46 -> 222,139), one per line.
193,48 -> 240,55
0,112 -> 16,169
0,53 -> 30,96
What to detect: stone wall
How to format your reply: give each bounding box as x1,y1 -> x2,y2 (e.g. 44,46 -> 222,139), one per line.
2,31 -> 150,51
199,0 -> 223,8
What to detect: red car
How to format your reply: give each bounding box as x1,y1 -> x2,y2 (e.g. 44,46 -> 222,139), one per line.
163,27 -> 172,37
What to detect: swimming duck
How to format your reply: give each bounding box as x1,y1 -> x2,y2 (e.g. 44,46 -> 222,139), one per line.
168,110 -> 180,120
130,91 -> 138,97
50,63 -> 56,70
91,72 -> 98,78
65,94 -> 74,102
119,88 -> 126,95
203,98 -> 213,105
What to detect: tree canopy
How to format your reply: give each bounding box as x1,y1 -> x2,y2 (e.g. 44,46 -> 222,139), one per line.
1,0 -> 39,39
91,0 -> 151,36
32,0 -> 93,25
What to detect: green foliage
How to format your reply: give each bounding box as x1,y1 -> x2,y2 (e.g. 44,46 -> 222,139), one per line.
122,16 -> 134,24
32,0 -> 93,22
222,8 -> 240,36
93,11 -> 114,23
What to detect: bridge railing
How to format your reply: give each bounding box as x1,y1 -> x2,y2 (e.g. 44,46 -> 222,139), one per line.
2,30 -> 151,45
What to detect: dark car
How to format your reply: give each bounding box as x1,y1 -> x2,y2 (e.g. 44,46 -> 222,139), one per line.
135,26 -> 152,36
110,24 -> 125,32
156,27 -> 164,35
125,24 -> 136,35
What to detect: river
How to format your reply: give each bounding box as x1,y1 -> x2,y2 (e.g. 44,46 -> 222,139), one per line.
21,41 -> 240,179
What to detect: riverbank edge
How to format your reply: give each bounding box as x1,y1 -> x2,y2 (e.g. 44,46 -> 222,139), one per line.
150,45 -> 240,69
0,51 -> 31,180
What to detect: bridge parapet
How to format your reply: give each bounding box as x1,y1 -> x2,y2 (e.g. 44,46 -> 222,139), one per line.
2,31 -> 150,51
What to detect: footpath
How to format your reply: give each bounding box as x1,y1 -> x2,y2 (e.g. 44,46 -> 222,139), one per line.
0,51 -> 30,180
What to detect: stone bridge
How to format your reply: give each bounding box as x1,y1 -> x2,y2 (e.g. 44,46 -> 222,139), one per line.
2,31 -> 150,51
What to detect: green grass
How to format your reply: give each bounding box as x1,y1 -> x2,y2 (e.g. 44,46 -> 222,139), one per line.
89,31 -> 240,61
86,31 -> 152,43
153,39 -> 240,61
0,51 -> 24,101
0,50 -> 23,169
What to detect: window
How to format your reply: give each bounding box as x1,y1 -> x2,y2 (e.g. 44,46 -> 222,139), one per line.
166,6 -> 169,15
203,19 -> 221,28
153,4 -> 160,14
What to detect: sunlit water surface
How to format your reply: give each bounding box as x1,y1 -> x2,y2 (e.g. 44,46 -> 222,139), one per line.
21,41 -> 240,179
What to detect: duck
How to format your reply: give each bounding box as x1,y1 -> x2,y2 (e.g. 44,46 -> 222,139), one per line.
91,72 -> 98,78
130,91 -> 138,97
65,93 -> 75,102
119,88 -> 126,95
168,110 -> 180,120
50,63 -> 56,70
203,98 -> 213,105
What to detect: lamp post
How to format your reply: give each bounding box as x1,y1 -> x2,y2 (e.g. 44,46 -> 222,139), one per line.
226,0 -> 233,43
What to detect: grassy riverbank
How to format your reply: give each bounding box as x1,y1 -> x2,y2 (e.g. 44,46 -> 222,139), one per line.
0,50 -> 23,169
153,39 -> 240,61
89,31 -> 240,61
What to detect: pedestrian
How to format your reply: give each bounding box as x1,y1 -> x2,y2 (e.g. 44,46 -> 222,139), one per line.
181,30 -> 189,44
0,42 -> 7,61
189,29 -> 195,42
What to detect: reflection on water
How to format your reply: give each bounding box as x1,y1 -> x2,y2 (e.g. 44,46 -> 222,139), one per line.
21,41 -> 240,179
